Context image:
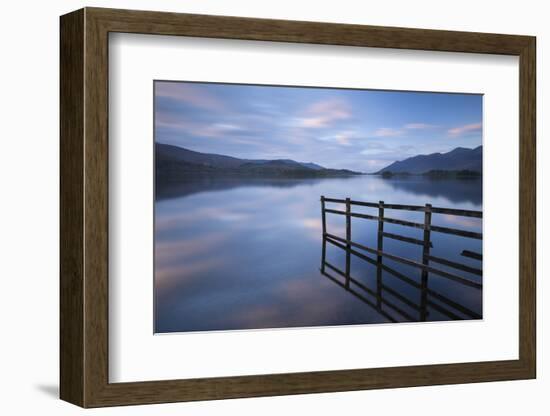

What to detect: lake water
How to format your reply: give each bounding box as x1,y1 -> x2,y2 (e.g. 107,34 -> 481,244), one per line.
155,175 -> 482,333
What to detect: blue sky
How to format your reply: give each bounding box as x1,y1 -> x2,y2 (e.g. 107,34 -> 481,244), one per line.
155,81 -> 482,173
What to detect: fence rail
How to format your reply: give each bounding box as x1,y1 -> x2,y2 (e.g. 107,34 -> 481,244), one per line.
320,195 -> 483,322
322,197 -> 483,218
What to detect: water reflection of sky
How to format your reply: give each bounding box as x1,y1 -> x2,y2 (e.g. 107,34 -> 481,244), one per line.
155,175 -> 482,333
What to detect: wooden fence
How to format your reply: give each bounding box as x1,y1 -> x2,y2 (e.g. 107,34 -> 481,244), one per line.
320,196 -> 483,322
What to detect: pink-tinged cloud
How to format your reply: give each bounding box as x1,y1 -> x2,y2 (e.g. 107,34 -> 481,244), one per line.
440,214 -> 482,229
155,82 -> 226,111
448,122 -> 482,137
297,98 -> 351,128
323,130 -> 357,146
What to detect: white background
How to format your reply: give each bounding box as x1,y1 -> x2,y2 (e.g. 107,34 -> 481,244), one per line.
0,0 -> 546,415
110,34 -> 518,382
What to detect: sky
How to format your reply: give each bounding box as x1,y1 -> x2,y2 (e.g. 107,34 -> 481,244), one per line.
154,81 -> 482,173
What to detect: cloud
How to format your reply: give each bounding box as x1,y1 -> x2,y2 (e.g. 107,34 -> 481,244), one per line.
404,123 -> 436,130
448,122 -> 482,137
320,130 -> 359,146
157,119 -> 240,139
155,82 -> 226,111
373,127 -> 404,137
359,142 -> 387,153
360,143 -> 416,170
368,123 -> 436,139
360,145 -> 413,157
334,133 -> 351,145
296,98 -> 351,128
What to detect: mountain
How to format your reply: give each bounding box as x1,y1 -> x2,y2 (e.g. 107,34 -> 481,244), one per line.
156,143 -> 244,168
300,162 -> 324,171
156,143 -> 362,180
376,146 -> 482,175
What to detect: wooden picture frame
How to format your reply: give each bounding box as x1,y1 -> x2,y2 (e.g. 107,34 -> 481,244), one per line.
60,7 -> 536,408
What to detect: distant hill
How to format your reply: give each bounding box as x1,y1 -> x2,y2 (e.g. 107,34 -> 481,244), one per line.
156,143 -> 362,181
376,146 -> 482,175
300,162 -> 324,171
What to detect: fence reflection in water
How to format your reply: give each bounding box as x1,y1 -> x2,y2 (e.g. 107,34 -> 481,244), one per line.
320,196 -> 482,323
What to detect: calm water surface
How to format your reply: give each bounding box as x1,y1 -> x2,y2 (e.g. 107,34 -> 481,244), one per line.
155,175 -> 482,333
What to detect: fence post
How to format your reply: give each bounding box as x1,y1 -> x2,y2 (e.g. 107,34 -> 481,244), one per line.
320,196 -> 327,273
345,197 -> 351,288
420,203 -> 432,321
376,200 -> 384,309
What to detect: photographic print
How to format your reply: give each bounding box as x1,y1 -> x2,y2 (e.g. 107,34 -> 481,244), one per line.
154,81 -> 483,333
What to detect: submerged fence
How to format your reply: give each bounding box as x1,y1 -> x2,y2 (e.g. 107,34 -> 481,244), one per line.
320,196 -> 482,322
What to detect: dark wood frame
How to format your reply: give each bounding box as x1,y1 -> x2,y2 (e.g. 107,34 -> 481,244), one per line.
60,7 -> 536,408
